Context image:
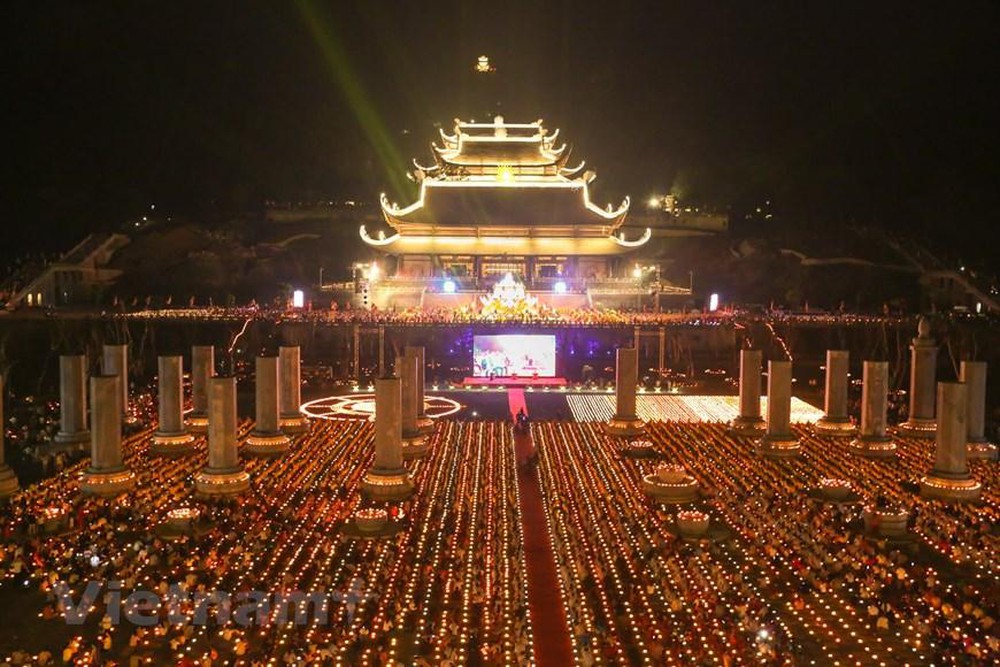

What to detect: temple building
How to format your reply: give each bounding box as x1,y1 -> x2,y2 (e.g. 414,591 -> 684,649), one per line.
360,116 -> 668,310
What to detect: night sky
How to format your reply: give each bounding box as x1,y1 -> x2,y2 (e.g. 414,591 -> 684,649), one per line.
4,1 -> 998,259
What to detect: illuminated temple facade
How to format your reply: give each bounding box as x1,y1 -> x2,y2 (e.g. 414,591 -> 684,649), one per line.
360,117 -> 654,309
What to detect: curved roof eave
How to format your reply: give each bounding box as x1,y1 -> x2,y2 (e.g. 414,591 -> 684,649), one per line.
439,128 -> 458,148
609,227 -> 652,247
582,182 -> 630,220
559,161 -> 586,177
358,230 -> 650,255
380,190 -> 427,221
360,225 -> 403,247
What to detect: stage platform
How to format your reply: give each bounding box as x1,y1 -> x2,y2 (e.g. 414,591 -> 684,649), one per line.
462,376 -> 568,388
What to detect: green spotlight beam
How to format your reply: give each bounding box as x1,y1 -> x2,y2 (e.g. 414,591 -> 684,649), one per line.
295,0 -> 409,200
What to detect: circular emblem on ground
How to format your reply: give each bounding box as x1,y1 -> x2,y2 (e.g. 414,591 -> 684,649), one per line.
300,393 -> 461,421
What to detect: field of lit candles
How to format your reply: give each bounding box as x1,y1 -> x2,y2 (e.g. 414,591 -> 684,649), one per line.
0,412 -> 997,665
533,420 -> 998,664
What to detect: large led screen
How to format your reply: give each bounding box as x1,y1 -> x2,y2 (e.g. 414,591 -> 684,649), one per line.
473,335 -> 556,378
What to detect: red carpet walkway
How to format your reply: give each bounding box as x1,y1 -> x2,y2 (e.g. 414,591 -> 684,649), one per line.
509,389 -> 574,666
508,387 -> 528,418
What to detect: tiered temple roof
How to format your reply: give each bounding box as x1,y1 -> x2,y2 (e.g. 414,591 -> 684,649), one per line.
363,117 -> 650,255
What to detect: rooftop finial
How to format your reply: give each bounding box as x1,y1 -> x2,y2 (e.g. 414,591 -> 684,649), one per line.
475,55 -> 494,74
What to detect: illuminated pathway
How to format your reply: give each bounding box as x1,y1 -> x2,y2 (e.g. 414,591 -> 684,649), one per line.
510,389 -> 575,666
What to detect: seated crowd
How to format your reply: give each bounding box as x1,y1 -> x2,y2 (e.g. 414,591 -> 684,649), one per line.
530,419 -> 997,664
0,419 -> 534,665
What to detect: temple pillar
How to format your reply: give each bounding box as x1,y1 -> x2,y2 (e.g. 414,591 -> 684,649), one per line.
815,350 -> 856,436
405,346 -> 432,433
399,354 -> 429,459
361,376 -> 413,501
960,361 -> 997,460
54,355 -> 90,447
604,347 -> 644,436
151,356 -> 195,456
101,344 -> 129,420
851,361 -> 896,457
80,375 -> 135,496
0,374 -> 21,498
194,376 -> 250,495
730,349 -> 765,437
188,345 -> 214,432
920,382 -> 981,501
757,360 -> 801,457
658,328 -> 666,379
245,355 -> 290,456
279,346 -> 308,432
352,324 -> 360,381
898,317 -> 937,437
378,326 -> 386,377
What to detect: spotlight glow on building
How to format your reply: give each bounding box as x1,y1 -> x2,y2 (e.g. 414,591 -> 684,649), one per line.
554,280 -> 567,294
443,279 -> 457,294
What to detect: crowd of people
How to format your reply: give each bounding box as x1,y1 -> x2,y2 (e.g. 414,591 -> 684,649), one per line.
528,418 -> 998,664
536,421 -> 804,664
0,417 -> 536,664
118,302 -> 915,329
3,383 -> 161,488
0,382 -> 996,664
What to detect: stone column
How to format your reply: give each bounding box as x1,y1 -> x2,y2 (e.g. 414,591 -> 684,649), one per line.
188,345 -> 214,432
604,347 -> 644,436
373,377 -> 403,470
245,356 -> 290,456
279,346 -> 308,432
0,374 -> 20,498
194,376 -> 250,495
730,349 -> 765,437
151,356 -> 195,456
898,317 -> 937,437
815,350 -> 856,436
377,326 -> 386,377
758,360 -> 800,457
54,355 -> 90,446
960,361 -> 997,460
102,344 -> 129,420
80,375 -> 135,496
920,382 -> 981,501
851,361 -> 896,457
405,346 -> 432,433
362,376 -> 413,500
399,354 -> 430,458
658,328 -> 666,379
352,324 -> 361,380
